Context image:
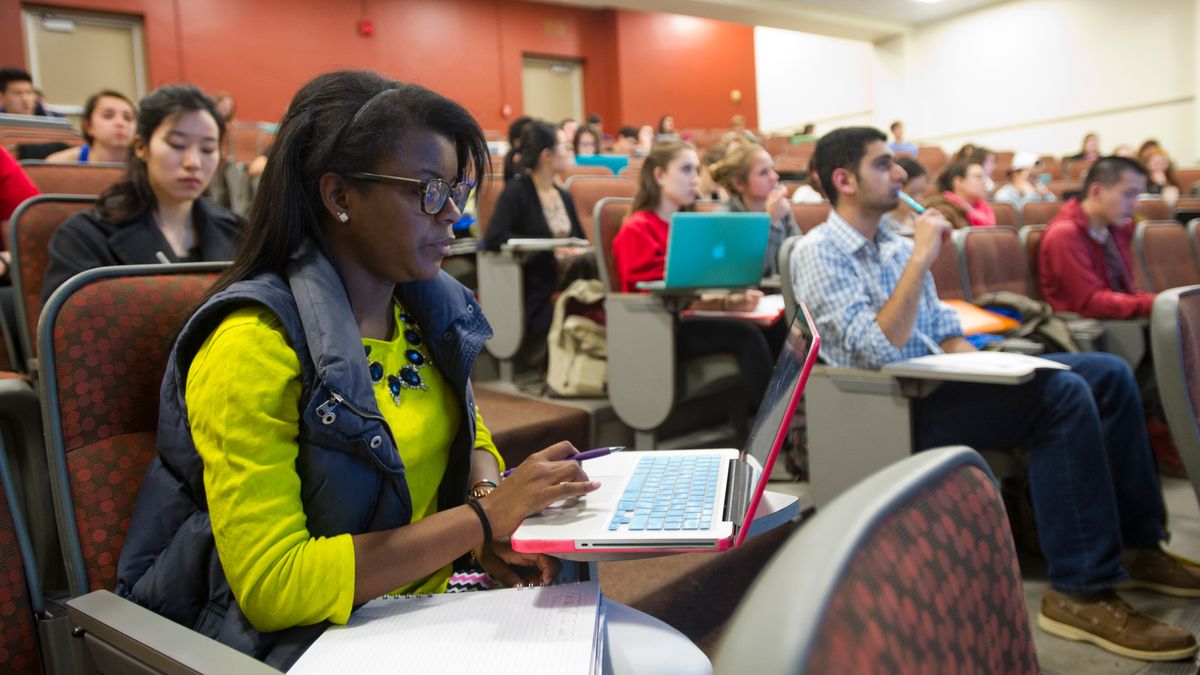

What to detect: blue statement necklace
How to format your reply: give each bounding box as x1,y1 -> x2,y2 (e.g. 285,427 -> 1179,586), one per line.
365,309 -> 431,406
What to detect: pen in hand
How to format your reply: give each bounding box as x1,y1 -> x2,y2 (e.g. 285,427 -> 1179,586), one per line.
896,190 -> 926,214
501,446 -> 624,478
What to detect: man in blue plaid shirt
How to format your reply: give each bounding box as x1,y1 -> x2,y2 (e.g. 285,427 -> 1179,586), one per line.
791,126 -> 1200,662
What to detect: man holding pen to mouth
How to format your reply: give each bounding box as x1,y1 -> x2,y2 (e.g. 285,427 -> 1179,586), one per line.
790,126 -> 1200,662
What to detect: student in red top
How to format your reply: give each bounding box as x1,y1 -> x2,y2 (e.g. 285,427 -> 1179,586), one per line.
612,139 -> 772,417
1040,156 -> 1155,318
0,146 -> 38,222
0,146 -> 39,277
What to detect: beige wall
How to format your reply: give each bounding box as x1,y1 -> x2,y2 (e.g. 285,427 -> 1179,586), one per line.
754,0 -> 1197,162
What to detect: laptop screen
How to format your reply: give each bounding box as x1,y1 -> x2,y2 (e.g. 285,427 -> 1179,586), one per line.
734,303 -> 821,539
574,154 -> 629,174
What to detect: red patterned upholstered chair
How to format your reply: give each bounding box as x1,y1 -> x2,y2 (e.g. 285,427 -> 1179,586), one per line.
789,202 -> 831,234
38,263 -> 277,672
1019,225 -> 1047,300
39,264 -> 225,597
16,161 -> 124,197
953,226 -> 1034,301
564,174 -> 637,243
1020,201 -> 1061,229
592,196 -> 743,448
8,194 -> 96,373
716,446 -> 1038,674
1133,220 -> 1200,292
473,173 -> 503,238
0,433 -> 45,674
1151,285 -> 1200,507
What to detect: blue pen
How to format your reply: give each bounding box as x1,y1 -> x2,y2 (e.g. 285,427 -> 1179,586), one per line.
896,190 -> 926,214
501,446 -> 624,478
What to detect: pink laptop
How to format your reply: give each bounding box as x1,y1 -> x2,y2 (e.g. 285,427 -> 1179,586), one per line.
512,303 -> 820,554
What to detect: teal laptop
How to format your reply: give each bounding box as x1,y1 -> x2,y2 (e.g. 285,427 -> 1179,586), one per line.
574,154 -> 629,174
636,212 -> 770,291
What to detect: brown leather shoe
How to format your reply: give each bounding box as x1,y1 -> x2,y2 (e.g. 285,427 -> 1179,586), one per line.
1038,588 -> 1197,661
1121,547 -> 1200,598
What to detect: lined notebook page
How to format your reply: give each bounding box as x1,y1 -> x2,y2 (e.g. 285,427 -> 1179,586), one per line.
288,581 -> 601,674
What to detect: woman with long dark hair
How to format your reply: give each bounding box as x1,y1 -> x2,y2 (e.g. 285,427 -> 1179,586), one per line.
116,71 -> 707,672
42,85 -> 240,300
483,120 -> 585,353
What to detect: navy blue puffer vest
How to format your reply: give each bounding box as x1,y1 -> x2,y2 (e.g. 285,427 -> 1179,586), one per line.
115,242 -> 491,668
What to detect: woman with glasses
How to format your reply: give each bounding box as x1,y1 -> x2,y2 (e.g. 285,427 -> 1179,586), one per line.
483,120 -> 585,364
42,85 -> 241,301
924,160 -> 997,229
116,71 -> 706,672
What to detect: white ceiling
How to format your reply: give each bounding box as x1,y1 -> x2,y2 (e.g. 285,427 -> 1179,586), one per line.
548,0 -> 1010,41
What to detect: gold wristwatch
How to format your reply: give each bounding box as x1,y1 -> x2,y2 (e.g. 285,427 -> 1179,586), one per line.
468,479 -> 497,501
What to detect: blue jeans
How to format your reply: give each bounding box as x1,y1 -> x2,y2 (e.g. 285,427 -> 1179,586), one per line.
912,352 -> 1165,594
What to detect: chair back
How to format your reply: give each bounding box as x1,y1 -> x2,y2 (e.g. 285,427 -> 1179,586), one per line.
618,166 -> 640,178
39,264 -> 225,596
18,161 -> 125,195
1134,220 -> 1200,292
560,164 -> 611,180
1174,168 -> 1200,194
1,131 -> 83,152
1064,159 -> 1094,181
915,146 -> 947,175
1176,198 -> 1200,224
790,203 -> 830,234
989,201 -> 1019,227
715,446 -> 1037,674
955,226 -> 1031,301
8,194 -> 95,371
929,236 -> 966,301
778,235 -> 801,326
1134,199 -> 1172,222
0,435 -> 44,674
593,197 -> 633,293
1151,285 -> 1200,507
565,175 -> 636,244
1019,225 -> 1047,300
474,173 -> 503,237
1189,219 -> 1200,269
1020,201 -> 1060,228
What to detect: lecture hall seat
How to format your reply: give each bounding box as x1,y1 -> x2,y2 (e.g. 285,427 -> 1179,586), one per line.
715,446 -> 1037,674
17,160 -> 125,196
1150,285 -> 1200,508
8,194 -> 96,374
1133,220 -> 1200,292
593,197 -> 744,448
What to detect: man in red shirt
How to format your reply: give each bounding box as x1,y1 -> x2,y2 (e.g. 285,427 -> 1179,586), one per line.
1040,157 -> 1155,318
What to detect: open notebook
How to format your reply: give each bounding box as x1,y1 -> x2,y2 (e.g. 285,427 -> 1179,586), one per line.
289,581 -> 602,674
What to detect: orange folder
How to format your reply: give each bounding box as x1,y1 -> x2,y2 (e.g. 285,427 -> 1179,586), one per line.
942,299 -> 1020,335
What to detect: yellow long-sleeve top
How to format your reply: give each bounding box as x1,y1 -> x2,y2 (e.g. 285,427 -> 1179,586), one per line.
186,303 -> 503,633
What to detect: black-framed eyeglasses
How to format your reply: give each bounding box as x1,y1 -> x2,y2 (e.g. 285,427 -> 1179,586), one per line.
348,172 -> 474,215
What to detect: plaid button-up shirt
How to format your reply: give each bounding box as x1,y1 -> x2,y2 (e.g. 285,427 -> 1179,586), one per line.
790,210 -> 962,369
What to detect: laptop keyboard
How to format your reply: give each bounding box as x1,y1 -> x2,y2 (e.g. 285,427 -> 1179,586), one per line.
608,455 -> 720,531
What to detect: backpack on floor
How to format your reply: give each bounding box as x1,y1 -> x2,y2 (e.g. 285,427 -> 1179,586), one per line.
546,278 -> 607,397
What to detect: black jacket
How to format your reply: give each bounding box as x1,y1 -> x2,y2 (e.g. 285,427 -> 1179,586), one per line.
482,174 -> 583,334
42,199 -> 242,303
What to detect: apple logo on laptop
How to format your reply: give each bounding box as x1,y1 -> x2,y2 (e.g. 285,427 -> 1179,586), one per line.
712,243 -> 726,260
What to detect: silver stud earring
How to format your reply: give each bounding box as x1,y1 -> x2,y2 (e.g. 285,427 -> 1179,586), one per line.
336,211 -> 349,223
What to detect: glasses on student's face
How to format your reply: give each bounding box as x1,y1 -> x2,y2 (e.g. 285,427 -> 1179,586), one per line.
348,172 -> 473,215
